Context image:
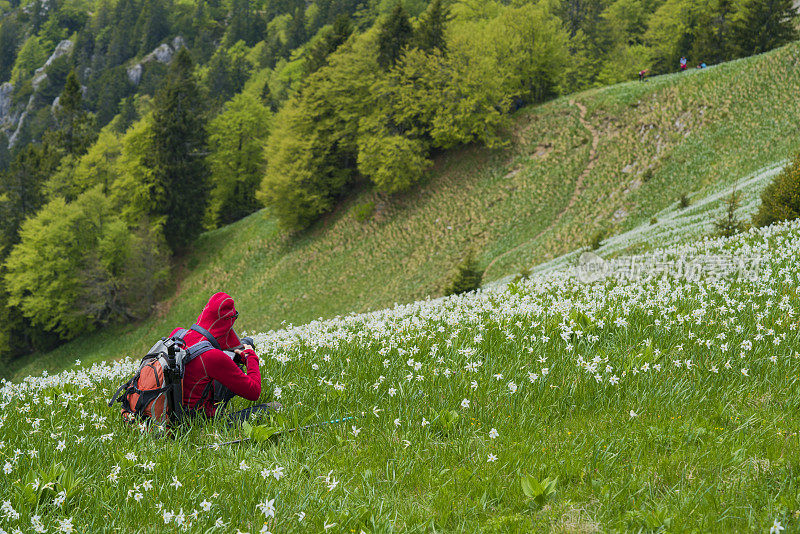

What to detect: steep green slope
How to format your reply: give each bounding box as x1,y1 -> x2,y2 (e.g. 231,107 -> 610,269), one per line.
10,42 -> 800,379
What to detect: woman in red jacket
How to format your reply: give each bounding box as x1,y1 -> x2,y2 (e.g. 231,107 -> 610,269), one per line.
174,292 -> 277,423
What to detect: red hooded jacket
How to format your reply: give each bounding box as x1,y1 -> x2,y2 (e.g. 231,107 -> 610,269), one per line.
170,292 -> 261,417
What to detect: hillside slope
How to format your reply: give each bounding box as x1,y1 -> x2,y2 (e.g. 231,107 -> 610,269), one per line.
10,42 -> 800,379
5,211 -> 800,531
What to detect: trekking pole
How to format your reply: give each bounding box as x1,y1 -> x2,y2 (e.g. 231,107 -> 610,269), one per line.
203,414 -> 361,449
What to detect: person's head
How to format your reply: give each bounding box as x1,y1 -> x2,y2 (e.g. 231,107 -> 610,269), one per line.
195,292 -> 242,350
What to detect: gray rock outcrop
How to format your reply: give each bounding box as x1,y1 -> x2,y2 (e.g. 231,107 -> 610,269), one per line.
0,83 -> 13,123
32,39 -> 74,91
127,37 -> 186,86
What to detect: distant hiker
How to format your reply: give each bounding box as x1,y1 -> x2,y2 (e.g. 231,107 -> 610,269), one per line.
679,57 -> 688,71
172,292 -> 278,423
697,62 -> 707,69
638,69 -> 649,82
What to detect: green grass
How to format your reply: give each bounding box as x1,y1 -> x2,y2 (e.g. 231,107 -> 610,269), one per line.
9,43 -> 800,386
6,38 -> 800,526
3,217 -> 800,532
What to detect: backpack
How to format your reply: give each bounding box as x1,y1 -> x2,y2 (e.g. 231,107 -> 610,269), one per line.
108,324 -> 223,426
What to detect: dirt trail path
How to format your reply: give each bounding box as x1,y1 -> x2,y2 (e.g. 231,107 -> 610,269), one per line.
484,100 -> 600,277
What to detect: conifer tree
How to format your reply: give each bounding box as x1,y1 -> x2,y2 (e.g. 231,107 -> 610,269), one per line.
286,6 -> 307,51
0,18 -> 20,83
304,15 -> 352,74
115,96 -> 138,133
148,48 -> 209,252
257,33 -> 284,69
39,12 -> 66,50
204,41 -> 253,105
733,0 -> 798,55
415,0 -> 448,53
29,0 -> 45,33
48,70 -> 97,157
59,70 -> 82,116
190,2 -> 218,63
377,3 -> 413,69
107,0 -> 139,66
137,0 -> 170,55
0,143 -> 59,250
260,80 -> 277,112
225,0 -> 256,46
715,189 -> 745,237
73,20 -> 95,73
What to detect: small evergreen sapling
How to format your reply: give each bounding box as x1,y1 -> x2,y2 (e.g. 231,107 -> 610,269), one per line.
715,188 -> 745,237
443,251 -> 483,296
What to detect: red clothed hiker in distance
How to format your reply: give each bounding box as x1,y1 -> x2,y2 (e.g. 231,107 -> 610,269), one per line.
170,292 -> 261,417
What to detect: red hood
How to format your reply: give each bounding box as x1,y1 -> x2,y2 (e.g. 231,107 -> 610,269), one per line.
182,292 -> 242,350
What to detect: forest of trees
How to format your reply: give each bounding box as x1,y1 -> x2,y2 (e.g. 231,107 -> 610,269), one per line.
0,0 -> 796,360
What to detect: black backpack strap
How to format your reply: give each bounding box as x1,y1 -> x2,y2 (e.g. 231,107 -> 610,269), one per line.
190,324 -> 221,350
191,381 -> 215,415
108,377 -> 134,407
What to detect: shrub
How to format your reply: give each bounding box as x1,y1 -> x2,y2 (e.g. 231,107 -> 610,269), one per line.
511,266 -> 532,284
650,216 -> 658,225
679,193 -> 690,209
443,251 -> 483,296
353,201 -> 376,222
753,154 -> 800,227
589,228 -> 606,250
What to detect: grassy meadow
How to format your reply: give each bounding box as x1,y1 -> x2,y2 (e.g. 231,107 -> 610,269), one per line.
8,42 -> 800,380
2,217 -> 800,532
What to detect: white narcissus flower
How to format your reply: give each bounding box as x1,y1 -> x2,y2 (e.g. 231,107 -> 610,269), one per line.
461,398 -> 470,409
31,515 -> 46,533
489,428 -> 499,439
57,518 -> 75,534
257,498 -> 276,518
272,466 -> 285,480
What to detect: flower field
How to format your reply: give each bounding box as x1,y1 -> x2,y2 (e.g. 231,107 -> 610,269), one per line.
11,42 -> 800,384
3,215 -> 800,532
